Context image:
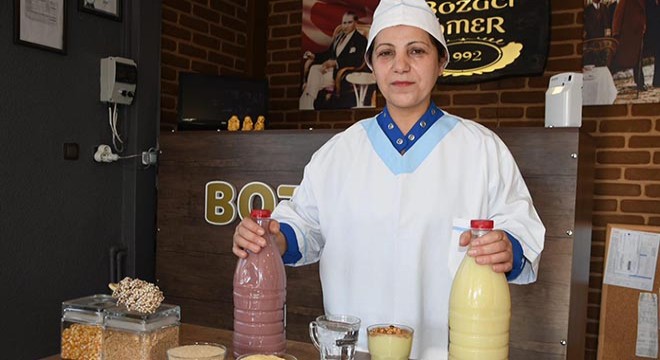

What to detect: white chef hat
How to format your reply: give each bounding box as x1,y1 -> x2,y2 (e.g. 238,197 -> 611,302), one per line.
365,0 -> 449,69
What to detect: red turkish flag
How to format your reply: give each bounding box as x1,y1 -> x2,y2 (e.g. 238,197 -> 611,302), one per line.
302,0 -> 379,54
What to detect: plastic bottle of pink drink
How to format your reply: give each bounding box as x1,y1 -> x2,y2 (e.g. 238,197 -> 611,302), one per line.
233,209 -> 287,357
449,219 -> 511,360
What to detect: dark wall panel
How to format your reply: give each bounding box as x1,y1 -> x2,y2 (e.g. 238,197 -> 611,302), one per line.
0,1 -> 160,358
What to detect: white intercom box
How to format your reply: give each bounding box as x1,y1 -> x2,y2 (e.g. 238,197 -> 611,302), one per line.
545,72 -> 583,127
100,57 -> 137,105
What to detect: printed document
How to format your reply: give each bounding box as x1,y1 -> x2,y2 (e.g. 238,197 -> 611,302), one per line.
603,228 -> 660,291
636,292 -> 658,358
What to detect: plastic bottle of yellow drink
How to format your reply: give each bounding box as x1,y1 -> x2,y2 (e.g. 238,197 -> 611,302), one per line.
449,219 -> 511,360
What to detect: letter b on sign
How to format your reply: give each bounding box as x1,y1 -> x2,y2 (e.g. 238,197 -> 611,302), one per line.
205,181 -> 278,225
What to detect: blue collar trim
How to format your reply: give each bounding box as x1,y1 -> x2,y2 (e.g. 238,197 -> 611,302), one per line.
363,107 -> 459,175
376,102 -> 444,154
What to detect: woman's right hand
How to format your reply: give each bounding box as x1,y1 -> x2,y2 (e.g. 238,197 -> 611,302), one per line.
232,217 -> 283,258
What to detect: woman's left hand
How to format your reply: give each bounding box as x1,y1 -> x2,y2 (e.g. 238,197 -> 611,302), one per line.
459,230 -> 513,273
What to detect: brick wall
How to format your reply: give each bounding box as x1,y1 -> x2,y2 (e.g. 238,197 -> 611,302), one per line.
162,1 -> 660,358
160,0 -> 248,127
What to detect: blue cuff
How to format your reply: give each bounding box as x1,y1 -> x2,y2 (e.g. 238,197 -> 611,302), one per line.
505,231 -> 526,281
280,222 -> 302,264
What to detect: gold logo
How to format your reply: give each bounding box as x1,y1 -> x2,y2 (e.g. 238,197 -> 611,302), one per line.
442,38 -> 523,77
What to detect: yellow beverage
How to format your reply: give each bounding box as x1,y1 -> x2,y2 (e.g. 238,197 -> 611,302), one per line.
367,324 -> 414,360
448,220 -> 510,360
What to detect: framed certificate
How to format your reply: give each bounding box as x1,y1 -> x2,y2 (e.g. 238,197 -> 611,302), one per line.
78,0 -> 121,21
14,0 -> 67,54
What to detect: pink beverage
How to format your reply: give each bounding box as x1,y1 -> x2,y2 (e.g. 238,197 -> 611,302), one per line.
233,209 -> 287,357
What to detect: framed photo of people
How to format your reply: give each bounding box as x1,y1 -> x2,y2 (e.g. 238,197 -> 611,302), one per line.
582,0 -> 660,105
300,0 -> 379,110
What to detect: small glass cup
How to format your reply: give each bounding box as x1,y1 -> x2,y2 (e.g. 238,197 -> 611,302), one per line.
309,314 -> 361,360
167,341 -> 227,360
235,353 -> 297,360
367,324 -> 414,360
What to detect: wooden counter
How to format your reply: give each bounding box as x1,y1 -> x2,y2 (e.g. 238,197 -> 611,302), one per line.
157,128 -> 595,359
43,323 -> 371,360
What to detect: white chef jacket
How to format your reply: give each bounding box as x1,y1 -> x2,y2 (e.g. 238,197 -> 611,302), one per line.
272,110 -> 545,359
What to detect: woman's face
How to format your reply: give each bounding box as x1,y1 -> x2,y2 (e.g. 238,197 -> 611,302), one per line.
371,25 -> 444,116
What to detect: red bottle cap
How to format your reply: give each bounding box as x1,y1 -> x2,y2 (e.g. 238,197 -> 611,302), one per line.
470,219 -> 494,230
250,209 -> 272,218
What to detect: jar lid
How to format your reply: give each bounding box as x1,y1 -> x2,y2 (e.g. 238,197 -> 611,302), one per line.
61,294 -> 117,325
104,303 -> 180,332
470,219 -> 494,230
250,209 -> 272,218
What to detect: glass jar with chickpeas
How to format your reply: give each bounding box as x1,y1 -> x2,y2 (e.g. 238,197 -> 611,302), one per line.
61,294 -> 117,360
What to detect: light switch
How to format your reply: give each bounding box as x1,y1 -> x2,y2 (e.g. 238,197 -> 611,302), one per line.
63,143 -> 79,160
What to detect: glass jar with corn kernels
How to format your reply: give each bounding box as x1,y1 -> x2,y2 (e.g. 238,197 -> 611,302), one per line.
61,294 -> 117,360
102,303 -> 180,360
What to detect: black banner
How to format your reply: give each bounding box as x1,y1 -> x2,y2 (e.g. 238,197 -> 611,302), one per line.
428,0 -> 550,84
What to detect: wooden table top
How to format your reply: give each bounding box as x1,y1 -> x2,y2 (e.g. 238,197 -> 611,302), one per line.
44,323 -> 372,360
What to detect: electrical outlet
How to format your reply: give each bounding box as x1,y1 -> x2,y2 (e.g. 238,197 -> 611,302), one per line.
141,150 -> 158,166
94,144 -> 119,163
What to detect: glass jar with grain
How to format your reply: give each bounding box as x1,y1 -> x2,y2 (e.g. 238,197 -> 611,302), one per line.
102,303 -> 180,360
61,294 -> 116,360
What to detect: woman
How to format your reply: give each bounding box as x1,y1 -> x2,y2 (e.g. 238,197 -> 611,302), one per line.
233,0 -> 545,358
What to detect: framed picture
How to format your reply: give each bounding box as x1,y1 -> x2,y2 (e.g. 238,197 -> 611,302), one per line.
78,0 -> 121,21
582,0 -> 660,105
14,0 -> 67,54
299,1 -> 377,110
